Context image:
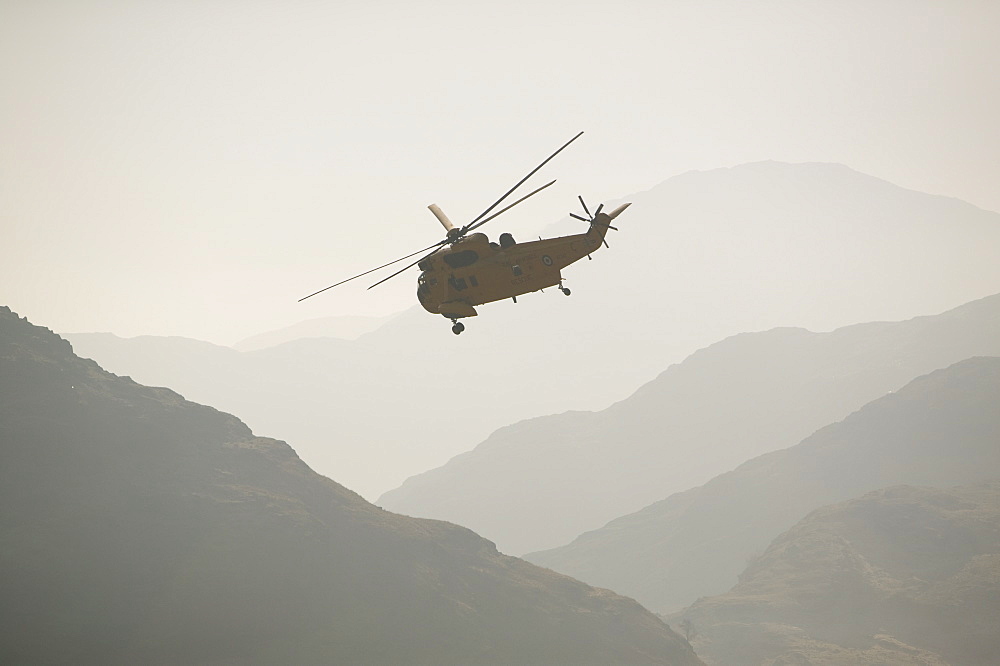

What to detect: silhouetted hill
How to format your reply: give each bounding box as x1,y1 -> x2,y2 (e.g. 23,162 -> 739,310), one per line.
526,357 -> 1000,615
69,162 -> 1000,499
233,313 -> 397,350
676,483 -> 1000,665
0,306 -> 700,665
382,294 -> 1000,555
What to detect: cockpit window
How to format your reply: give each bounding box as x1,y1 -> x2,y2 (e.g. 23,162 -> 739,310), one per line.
443,250 -> 479,268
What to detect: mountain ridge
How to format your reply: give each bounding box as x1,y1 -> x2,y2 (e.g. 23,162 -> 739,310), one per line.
67,161 -> 1000,499
233,313 -> 399,351
381,293 -> 1000,555
526,355 -> 1000,615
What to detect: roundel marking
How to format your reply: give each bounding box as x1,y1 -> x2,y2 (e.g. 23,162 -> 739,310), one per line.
541,254 -> 553,266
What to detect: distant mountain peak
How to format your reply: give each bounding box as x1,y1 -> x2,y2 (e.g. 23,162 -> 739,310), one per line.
648,159 -> 993,215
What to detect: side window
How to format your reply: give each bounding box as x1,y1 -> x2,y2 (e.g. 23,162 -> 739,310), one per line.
511,265 -> 523,277
469,275 -> 479,287
450,277 -> 468,291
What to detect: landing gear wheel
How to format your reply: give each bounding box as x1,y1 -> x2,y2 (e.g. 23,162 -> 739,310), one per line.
561,287 -> 571,296
452,322 -> 465,335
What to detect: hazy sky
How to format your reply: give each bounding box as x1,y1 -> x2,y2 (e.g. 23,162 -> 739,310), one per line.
3,0 -> 998,344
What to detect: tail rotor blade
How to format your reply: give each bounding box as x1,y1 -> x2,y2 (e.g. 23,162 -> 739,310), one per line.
569,213 -> 590,222
594,203 -> 604,217
578,195 -> 591,218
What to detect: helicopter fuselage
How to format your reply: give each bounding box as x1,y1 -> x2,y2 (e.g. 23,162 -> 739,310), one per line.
416,205 -> 626,320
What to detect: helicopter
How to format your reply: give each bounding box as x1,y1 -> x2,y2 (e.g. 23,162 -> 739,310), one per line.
299,131 -> 631,334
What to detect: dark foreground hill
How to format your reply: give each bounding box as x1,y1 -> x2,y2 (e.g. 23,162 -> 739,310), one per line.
526,356 -> 1000,614
676,483 -> 1000,665
0,306 -> 700,665
383,294 -> 1000,555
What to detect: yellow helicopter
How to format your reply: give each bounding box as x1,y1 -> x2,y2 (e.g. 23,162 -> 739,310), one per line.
300,132 -> 631,334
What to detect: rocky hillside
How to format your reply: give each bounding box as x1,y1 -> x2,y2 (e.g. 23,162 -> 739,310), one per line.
0,306 -> 700,665
383,293 -> 1000,555
676,483 -> 1000,665
526,356 -> 1000,614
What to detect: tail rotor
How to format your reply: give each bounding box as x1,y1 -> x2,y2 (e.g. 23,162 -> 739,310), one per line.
570,195 -> 617,248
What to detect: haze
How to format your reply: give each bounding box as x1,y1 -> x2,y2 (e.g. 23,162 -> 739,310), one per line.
5,3 -> 1000,663
3,0 -> 998,344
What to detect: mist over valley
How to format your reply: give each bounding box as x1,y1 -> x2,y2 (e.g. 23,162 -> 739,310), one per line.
68,162 -> 1000,502
10,164 -> 1000,665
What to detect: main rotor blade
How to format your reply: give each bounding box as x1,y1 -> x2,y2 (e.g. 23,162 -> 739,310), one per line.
367,245 -> 443,290
298,239 -> 447,302
465,179 -> 556,234
465,131 -> 584,231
